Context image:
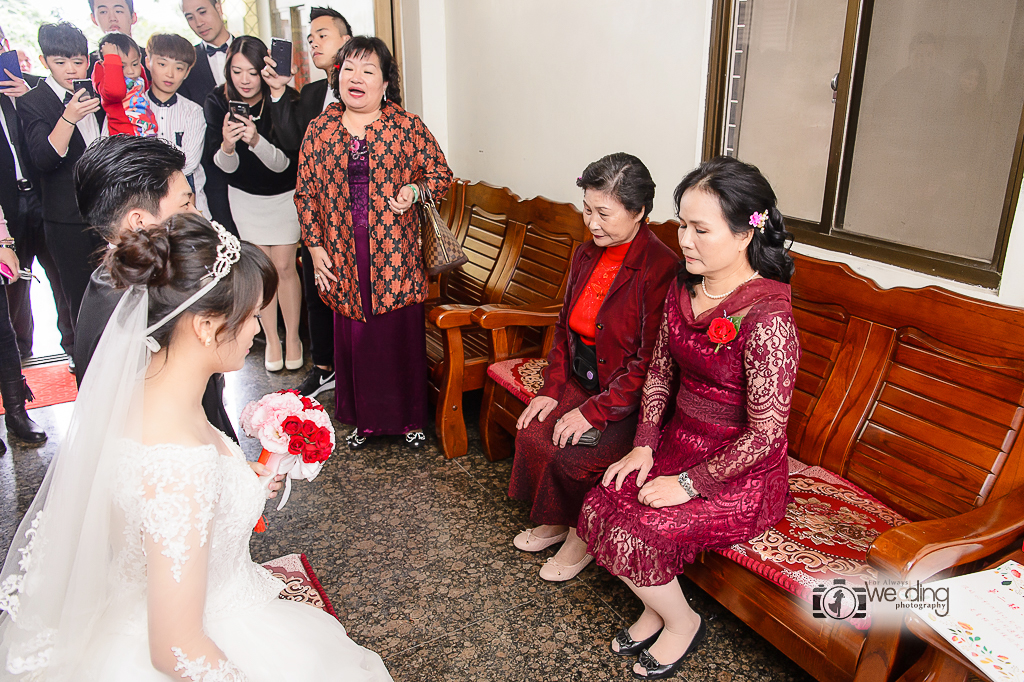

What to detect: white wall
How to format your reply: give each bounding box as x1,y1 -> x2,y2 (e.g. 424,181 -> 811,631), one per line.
403,0 -> 1024,308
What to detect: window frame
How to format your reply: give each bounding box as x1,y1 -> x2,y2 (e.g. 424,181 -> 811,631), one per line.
702,0 -> 1024,288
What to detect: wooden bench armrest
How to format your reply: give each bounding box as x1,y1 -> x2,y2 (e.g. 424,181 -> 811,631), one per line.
471,303 -> 562,329
428,304 -> 477,330
867,486 -> 1024,581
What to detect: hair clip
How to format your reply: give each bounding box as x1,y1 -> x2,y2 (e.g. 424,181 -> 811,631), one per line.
749,210 -> 768,232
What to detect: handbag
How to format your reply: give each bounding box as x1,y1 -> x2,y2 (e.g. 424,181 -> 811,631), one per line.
418,184 -> 468,276
572,335 -> 601,392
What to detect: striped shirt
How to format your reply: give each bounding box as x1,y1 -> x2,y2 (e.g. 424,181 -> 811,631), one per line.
145,90 -> 210,217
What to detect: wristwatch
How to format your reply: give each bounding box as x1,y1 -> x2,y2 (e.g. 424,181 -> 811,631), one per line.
677,471 -> 700,498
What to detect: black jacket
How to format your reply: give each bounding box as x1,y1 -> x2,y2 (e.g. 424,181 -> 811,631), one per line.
17,82 -> 105,224
272,79 -> 331,153
178,43 -> 220,106
75,267 -> 239,441
0,92 -> 38,224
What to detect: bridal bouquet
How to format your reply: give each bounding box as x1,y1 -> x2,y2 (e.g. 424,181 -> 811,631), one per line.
240,390 -> 335,527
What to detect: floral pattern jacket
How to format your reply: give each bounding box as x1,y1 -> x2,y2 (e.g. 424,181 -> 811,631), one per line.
294,100 -> 453,319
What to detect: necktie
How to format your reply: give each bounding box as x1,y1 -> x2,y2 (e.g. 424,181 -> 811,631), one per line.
206,43 -> 228,57
63,91 -> 73,105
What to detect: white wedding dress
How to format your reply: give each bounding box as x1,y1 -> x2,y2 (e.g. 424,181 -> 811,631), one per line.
72,435 -> 393,682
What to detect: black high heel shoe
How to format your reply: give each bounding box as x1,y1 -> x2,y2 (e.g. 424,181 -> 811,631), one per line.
346,430 -> 368,450
611,627 -> 663,657
632,619 -> 707,680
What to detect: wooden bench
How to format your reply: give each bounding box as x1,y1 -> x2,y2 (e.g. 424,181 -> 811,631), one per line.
474,215 -> 1024,681
428,190 -> 588,458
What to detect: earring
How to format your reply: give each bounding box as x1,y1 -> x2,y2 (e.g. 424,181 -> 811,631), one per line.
205,338 -> 212,347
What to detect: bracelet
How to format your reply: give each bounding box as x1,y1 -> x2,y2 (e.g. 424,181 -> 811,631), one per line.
407,184 -> 420,203
60,115 -> 75,126
677,471 -> 700,498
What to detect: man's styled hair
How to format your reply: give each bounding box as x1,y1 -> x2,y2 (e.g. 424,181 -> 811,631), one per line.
75,135 -> 187,241
97,31 -> 142,59
310,7 -> 352,37
147,33 -> 197,67
38,22 -> 89,59
88,0 -> 136,14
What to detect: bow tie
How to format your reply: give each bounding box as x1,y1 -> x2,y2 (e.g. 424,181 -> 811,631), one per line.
205,42 -> 228,57
63,91 -> 73,105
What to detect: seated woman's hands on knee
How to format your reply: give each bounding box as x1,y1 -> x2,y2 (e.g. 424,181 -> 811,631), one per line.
637,476 -> 691,508
602,446 -> 654,490
551,408 -> 594,448
517,396 -> 558,430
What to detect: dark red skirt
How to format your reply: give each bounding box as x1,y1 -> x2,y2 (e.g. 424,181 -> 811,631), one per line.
508,379 -> 638,527
333,220 -> 428,435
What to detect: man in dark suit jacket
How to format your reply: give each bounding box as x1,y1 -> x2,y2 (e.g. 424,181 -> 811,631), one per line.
18,22 -> 106,326
269,6 -> 350,398
72,135 -> 239,441
0,24 -> 74,360
179,0 -> 235,234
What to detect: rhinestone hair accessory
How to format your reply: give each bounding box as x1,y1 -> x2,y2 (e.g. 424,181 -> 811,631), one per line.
749,210 -> 769,232
143,221 -> 241,352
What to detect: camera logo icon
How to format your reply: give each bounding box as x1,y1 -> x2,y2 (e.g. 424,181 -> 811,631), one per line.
812,579 -> 868,620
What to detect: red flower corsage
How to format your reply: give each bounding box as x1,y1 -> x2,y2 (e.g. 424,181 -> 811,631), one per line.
708,315 -> 742,353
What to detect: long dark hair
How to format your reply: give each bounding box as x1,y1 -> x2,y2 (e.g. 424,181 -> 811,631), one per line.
104,214 -> 277,348
330,35 -> 401,107
576,153 -> 656,220
673,156 -> 794,294
223,35 -> 270,103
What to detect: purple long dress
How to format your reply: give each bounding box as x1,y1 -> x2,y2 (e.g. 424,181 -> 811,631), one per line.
333,138 -> 428,435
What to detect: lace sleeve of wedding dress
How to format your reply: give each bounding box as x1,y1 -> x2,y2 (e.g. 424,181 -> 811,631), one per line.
633,290 -> 677,452
140,448 -> 250,682
687,308 -> 800,499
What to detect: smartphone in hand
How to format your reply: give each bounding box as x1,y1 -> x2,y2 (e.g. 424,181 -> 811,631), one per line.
72,79 -> 97,100
270,38 -> 292,77
228,100 -> 251,123
0,51 -> 22,83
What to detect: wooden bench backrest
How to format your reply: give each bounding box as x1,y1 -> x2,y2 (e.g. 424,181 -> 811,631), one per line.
440,182 -> 526,305
437,178 -> 467,228
790,255 -> 1024,522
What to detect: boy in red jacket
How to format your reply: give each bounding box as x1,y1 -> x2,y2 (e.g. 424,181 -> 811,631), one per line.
92,32 -> 155,136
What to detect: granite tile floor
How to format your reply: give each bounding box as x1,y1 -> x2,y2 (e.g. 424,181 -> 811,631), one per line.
0,347 -> 819,682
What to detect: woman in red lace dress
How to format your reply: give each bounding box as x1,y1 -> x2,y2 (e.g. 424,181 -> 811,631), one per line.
509,154 -> 677,582
577,156 -> 800,680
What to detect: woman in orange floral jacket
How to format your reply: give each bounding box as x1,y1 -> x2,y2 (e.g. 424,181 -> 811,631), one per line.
294,36 -> 452,450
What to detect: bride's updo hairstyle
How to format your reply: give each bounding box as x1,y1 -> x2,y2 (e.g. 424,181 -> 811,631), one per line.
672,155 -> 794,295
103,213 -> 277,348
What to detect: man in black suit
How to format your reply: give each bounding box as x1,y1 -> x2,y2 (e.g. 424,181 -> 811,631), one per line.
269,6 -> 350,398
73,135 -> 239,441
179,0 -> 235,234
18,22 -> 105,327
0,24 -> 74,360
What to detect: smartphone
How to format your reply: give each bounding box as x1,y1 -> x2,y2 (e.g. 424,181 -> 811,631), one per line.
72,79 -> 97,100
0,50 -> 22,83
270,38 -> 292,77
228,100 -> 250,123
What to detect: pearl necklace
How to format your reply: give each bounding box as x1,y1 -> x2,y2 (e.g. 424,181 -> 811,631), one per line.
701,272 -> 758,300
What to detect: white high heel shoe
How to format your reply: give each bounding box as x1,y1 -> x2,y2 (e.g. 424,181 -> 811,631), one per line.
284,341 -> 304,371
265,342 -> 284,372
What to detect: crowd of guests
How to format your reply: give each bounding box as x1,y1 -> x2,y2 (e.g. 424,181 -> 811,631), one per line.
0,2 -> 805,680
0,0 -> 451,455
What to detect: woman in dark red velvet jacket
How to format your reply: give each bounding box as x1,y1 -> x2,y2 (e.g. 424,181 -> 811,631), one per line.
509,153 -> 678,582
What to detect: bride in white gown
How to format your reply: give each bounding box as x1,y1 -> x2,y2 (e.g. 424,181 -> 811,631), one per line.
0,216 -> 393,681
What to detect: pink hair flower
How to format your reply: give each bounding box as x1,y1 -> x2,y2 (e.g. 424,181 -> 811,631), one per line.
749,210 -> 769,231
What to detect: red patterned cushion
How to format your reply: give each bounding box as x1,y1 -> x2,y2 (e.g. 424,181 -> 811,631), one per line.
486,358 -> 549,404
715,459 -> 909,630
261,553 -> 338,619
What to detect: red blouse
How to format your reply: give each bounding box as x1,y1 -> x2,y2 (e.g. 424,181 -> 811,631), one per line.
568,242 -> 631,345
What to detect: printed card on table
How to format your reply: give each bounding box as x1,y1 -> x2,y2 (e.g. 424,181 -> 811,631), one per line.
911,560 -> 1024,682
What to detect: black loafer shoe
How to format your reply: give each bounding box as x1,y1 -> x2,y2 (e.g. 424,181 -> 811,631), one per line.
346,431 -> 368,450
611,627 -> 662,657
632,619 -> 706,680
